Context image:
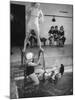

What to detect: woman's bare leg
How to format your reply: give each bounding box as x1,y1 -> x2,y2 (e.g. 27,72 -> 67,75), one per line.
35,28 -> 44,52
29,73 -> 39,85
23,32 -> 29,52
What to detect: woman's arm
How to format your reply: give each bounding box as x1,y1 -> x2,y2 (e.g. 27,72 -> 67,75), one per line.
28,50 -> 43,67
37,49 -> 43,64
28,62 -> 39,67
26,7 -> 32,23
39,10 -> 44,23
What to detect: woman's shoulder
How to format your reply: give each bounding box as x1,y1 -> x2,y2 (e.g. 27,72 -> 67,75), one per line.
28,62 -> 35,66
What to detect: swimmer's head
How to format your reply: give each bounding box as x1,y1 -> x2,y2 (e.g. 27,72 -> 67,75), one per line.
55,26 -> 58,30
60,26 -> 64,30
35,2 -> 40,8
26,52 -> 34,62
51,26 -> 54,30
31,2 -> 40,8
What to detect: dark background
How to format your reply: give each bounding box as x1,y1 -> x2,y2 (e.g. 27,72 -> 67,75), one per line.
10,4 -> 25,47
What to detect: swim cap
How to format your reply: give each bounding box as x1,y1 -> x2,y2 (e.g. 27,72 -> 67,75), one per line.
26,52 -> 34,60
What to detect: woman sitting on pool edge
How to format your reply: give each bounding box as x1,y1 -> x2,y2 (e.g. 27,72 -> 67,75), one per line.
25,51 -> 44,87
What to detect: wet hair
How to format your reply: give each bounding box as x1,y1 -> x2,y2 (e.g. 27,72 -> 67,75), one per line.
55,26 -> 58,28
31,2 -> 40,7
31,2 -> 36,6
61,64 -> 64,67
51,26 -> 54,29
60,26 -> 64,30
60,26 -> 63,28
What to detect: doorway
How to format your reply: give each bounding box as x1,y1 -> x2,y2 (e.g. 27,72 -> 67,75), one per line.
10,3 -> 25,47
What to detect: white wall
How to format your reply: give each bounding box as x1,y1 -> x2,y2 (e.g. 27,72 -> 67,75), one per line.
39,3 -> 73,45
40,16 -> 73,45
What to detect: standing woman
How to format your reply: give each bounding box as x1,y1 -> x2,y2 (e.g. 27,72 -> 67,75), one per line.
23,2 -> 44,52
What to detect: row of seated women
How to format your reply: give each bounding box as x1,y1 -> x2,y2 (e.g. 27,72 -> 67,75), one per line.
48,25 -> 66,47
28,26 -> 66,47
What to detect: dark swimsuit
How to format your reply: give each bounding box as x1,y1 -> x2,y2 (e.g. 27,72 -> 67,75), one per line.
26,64 -> 34,76
54,30 -> 59,41
59,30 -> 64,36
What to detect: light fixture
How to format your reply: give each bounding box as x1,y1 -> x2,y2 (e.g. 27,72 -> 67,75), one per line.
52,16 -> 56,22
